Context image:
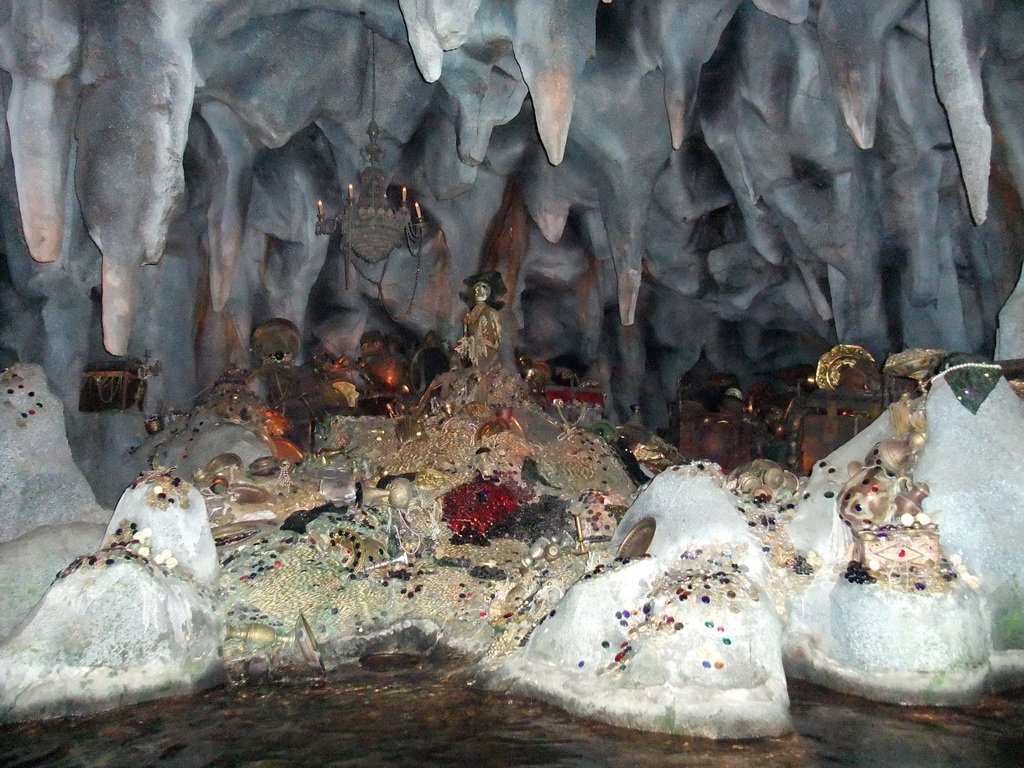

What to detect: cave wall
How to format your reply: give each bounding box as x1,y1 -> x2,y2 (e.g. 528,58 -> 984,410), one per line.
1,0 -> 1023,439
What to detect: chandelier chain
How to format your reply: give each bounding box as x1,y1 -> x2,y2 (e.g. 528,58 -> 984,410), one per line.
370,28 -> 377,124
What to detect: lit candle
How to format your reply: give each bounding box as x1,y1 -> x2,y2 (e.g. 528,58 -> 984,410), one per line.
414,202 -> 422,219
317,199 -> 323,216
402,186 -> 407,202
348,183 -> 354,200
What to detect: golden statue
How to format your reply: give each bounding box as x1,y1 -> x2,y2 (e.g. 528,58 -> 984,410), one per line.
455,271 -> 505,369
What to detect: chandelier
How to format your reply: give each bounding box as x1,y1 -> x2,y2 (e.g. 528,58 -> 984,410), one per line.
316,28 -> 424,276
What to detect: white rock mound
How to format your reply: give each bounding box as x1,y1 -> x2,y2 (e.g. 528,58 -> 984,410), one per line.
917,375 -> 1024,686
0,474 -> 223,721
0,364 -> 108,542
0,522 -> 106,642
785,369 -> 1024,703
489,465 -> 791,739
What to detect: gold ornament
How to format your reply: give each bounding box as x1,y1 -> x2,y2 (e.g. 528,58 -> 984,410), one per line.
815,344 -> 876,390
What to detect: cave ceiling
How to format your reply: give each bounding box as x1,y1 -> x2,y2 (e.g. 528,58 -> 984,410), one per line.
1,0 -> 1023,425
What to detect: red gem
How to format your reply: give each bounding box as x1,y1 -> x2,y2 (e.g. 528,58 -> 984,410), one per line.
442,477 -> 520,537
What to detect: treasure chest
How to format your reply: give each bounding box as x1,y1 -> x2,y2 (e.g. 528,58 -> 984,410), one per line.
79,361 -> 147,412
544,385 -> 604,407
789,394 -> 885,474
677,413 -> 765,473
790,345 -> 886,473
856,525 -> 941,574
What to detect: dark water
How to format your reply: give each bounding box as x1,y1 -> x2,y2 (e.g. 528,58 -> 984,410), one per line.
1,661 -> 1022,768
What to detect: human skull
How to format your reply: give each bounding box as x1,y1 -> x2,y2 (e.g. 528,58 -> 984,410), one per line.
251,319 -> 301,366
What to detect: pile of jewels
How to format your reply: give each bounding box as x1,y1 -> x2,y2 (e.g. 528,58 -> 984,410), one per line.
136,318 -> 673,675
833,394 -> 966,592
562,540 -> 765,676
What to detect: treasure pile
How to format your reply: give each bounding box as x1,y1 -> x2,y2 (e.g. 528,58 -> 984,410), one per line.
2,348 -> 1024,736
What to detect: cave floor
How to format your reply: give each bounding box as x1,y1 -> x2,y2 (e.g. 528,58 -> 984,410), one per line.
0,660 -> 1020,768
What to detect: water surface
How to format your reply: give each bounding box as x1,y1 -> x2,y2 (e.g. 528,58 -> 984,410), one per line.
1,661 -> 1021,768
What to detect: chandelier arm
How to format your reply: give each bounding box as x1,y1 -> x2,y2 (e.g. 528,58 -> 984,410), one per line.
315,214 -> 338,236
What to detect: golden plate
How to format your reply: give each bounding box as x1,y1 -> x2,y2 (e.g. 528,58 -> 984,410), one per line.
815,344 -> 876,390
